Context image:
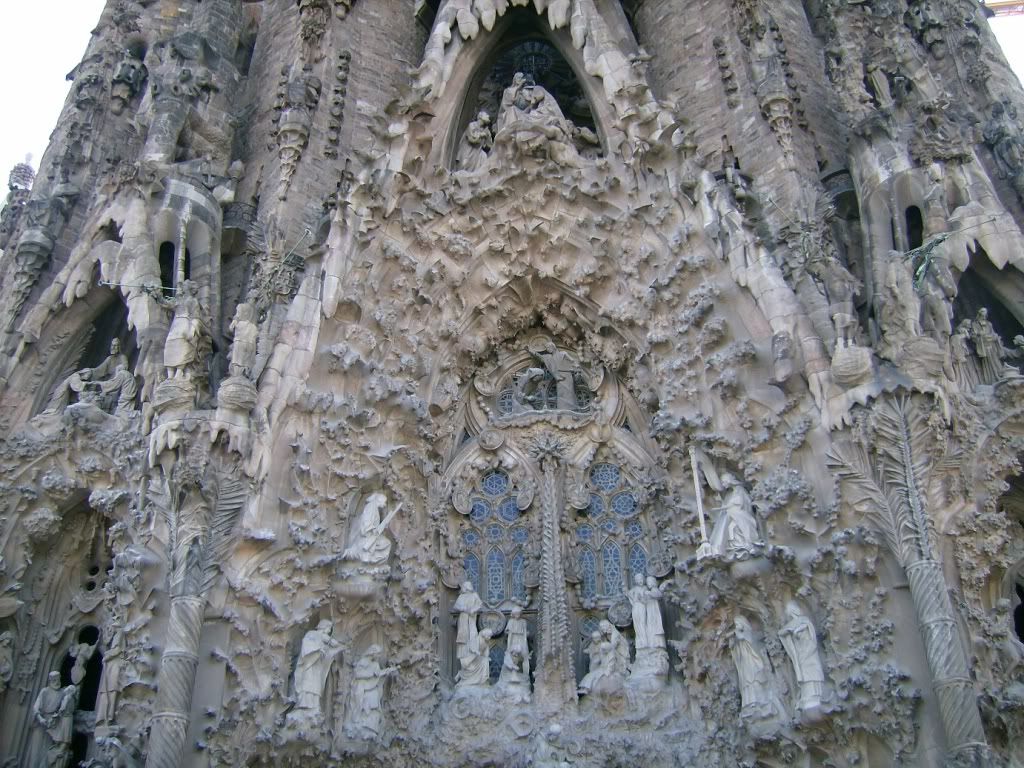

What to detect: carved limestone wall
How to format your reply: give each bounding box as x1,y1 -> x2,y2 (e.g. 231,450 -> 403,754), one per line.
0,1 -> 1022,767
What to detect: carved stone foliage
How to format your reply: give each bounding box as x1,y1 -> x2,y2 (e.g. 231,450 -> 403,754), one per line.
3,0 -> 1024,765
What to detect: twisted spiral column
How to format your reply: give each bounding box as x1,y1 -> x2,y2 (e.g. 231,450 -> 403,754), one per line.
904,560 -> 991,764
145,595 -> 205,768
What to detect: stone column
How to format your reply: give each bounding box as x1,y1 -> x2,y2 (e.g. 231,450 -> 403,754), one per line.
533,449 -> 576,709
904,559 -> 990,765
146,594 -> 205,768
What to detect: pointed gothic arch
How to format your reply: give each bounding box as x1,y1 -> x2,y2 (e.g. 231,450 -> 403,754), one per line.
421,6 -> 617,172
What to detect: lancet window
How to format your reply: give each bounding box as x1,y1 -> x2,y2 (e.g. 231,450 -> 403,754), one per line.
574,462 -> 646,602
461,469 -> 531,607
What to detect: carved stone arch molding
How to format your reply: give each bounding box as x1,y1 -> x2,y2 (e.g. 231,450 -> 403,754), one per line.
424,276 -> 647,429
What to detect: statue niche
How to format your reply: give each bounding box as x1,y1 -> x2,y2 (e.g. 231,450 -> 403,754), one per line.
33,297 -> 139,418
453,34 -> 601,173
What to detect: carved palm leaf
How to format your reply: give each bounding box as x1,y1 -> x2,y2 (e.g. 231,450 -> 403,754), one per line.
828,395 -> 938,565
872,396 -> 936,562
200,476 -> 246,594
827,441 -> 903,561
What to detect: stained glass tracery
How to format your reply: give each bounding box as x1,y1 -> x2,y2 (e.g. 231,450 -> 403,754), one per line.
461,470 -> 530,607
574,461 -> 648,601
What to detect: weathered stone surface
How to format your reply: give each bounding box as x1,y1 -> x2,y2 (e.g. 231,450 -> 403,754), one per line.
0,1 -> 1023,766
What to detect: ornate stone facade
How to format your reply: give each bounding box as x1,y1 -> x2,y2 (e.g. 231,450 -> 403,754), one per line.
0,1 -> 1022,766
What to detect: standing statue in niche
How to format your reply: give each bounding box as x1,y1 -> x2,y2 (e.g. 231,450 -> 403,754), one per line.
344,645 -> 397,740
147,280 -> 211,381
812,254 -> 861,350
708,473 -> 763,558
502,605 -> 531,682
627,574 -> 668,680
778,601 -> 826,714
971,308 -> 1008,384
454,581 -> 483,665
32,671 -> 78,768
949,320 -> 979,391
530,339 -> 580,411
456,111 -> 493,173
96,625 -> 125,723
730,616 -> 784,723
290,620 -> 343,722
227,302 -> 259,379
918,256 -> 956,343
341,492 -> 399,568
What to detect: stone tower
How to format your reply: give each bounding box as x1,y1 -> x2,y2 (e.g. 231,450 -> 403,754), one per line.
0,0 -> 1023,765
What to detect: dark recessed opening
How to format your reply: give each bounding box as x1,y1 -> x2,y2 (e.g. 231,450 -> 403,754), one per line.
159,241 -> 176,297
905,206 -> 924,251
953,244 -> 1024,346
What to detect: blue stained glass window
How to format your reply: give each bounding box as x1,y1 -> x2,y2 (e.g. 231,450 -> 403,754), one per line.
486,523 -> 504,542
462,530 -> 480,547
486,549 -> 506,604
511,551 -> 526,600
511,527 -> 529,545
470,499 -> 490,523
498,498 -> 519,522
587,494 -> 604,517
482,471 -> 509,497
612,492 -> 638,517
580,548 -> 597,599
591,463 -> 620,492
489,643 -> 504,681
601,518 -> 618,534
573,373 -> 592,411
576,524 -> 594,542
625,520 -> 643,540
580,615 -> 601,642
602,542 -> 623,596
498,387 -> 516,415
629,543 -> 647,580
464,553 -> 481,592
